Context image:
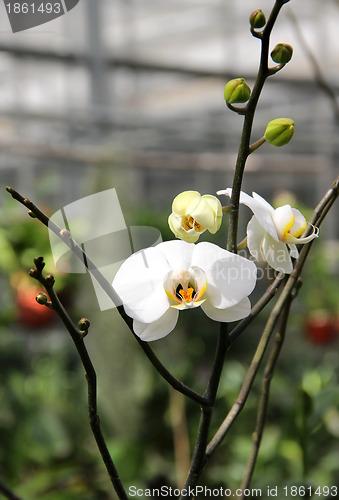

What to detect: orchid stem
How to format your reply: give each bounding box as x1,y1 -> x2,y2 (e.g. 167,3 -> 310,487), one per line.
29,262 -> 128,499
180,323 -> 229,499
205,174 -> 339,463
249,136 -> 266,154
227,0 -> 289,253
0,481 -> 24,500
239,294 -> 293,495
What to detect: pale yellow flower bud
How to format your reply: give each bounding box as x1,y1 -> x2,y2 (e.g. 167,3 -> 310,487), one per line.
168,191 -> 222,243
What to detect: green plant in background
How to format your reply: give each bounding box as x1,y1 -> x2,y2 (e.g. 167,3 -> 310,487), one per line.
0,198 -> 78,330
2,1 -> 339,499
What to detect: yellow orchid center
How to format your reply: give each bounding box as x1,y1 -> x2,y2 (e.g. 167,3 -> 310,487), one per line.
164,267 -> 207,310
178,286 -> 195,303
181,216 -> 205,233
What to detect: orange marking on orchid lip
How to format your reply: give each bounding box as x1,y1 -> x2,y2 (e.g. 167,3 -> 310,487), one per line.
178,287 -> 194,302
181,216 -> 194,231
193,221 -> 204,232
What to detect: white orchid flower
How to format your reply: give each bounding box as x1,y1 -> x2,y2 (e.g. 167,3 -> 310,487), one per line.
217,189 -> 319,274
113,240 -> 257,341
168,191 -> 222,243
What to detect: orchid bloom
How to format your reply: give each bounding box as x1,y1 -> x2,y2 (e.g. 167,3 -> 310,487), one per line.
168,191 -> 222,243
113,240 -> 257,341
217,189 -> 319,274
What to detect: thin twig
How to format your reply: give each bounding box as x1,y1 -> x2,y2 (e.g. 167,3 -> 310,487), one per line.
205,280 -> 288,462
29,260 -> 128,500
239,293 -> 293,495
0,481 -> 24,500
205,175 -> 339,462
228,272 -> 285,346
5,187 -> 207,407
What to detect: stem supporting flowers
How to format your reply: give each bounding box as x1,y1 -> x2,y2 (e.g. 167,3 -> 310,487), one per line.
227,0 -> 290,253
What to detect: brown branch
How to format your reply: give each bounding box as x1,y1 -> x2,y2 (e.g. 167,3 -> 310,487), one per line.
205,175 -> 339,462
239,293 -> 294,495
0,480 -> 24,500
5,187 -> 207,406
29,258 -> 128,499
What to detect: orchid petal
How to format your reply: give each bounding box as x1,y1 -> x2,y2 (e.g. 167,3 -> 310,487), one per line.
218,188 -> 278,241
191,197 -> 215,230
192,242 -> 257,308
157,240 -> 195,271
288,244 -> 299,259
113,246 -> 171,323
172,191 -> 201,216
191,266 -> 208,301
200,195 -> 223,232
271,205 -> 295,242
290,208 -> 307,237
246,215 -> 266,262
252,192 -> 275,212
262,233 -> 293,274
202,296 -> 251,322
133,308 -> 179,341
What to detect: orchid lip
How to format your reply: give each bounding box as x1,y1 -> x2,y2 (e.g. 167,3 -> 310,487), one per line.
283,223 -> 319,244
164,267 -> 207,310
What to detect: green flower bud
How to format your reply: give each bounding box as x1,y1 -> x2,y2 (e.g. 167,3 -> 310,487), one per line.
249,9 -> 266,29
264,118 -> 295,147
36,293 -> 48,305
271,43 -> 293,65
78,317 -> 90,332
224,78 -> 251,104
29,267 -> 39,279
46,274 -> 55,286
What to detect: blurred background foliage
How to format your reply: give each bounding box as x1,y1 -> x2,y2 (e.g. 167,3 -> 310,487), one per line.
1,0 -> 339,497
0,201 -> 338,498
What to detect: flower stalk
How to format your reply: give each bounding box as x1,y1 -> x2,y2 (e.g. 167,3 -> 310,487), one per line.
28,258 -> 128,499
227,0 -> 292,254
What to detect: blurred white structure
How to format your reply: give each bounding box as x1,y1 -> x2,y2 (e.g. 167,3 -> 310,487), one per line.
0,0 -> 338,236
